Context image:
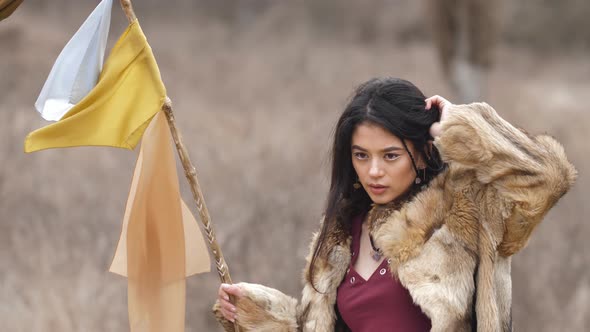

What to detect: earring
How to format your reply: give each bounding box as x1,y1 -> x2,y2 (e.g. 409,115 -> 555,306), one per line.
353,176 -> 361,189
415,168 -> 426,185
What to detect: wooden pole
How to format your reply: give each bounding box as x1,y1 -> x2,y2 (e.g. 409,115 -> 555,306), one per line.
118,1 -> 240,331
119,0 -> 136,22
161,98 -> 234,286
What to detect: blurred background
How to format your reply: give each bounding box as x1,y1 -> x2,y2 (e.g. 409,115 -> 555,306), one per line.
1,0 -> 588,331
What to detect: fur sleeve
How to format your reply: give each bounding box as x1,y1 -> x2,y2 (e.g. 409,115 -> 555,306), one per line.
212,222 -> 349,332
212,282 -> 298,332
436,102 -> 577,256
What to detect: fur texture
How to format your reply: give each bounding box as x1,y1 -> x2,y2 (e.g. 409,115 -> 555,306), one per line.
213,103 -> 577,331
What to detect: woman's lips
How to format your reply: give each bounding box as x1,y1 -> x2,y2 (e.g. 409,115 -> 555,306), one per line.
368,184 -> 388,195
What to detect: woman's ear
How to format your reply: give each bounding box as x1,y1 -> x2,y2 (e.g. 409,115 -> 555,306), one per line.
416,142 -> 433,169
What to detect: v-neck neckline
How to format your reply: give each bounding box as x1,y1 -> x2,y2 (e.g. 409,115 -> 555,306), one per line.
349,213 -> 389,283
349,258 -> 388,283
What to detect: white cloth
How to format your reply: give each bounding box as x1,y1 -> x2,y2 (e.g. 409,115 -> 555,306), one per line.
35,0 -> 112,121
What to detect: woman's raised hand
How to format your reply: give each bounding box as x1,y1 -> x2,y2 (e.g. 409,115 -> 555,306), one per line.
218,283 -> 243,323
425,95 -> 453,138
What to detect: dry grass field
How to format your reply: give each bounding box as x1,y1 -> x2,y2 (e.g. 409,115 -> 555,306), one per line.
1,1 -> 588,331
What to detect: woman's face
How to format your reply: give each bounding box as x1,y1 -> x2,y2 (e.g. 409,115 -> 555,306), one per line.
351,122 -> 421,205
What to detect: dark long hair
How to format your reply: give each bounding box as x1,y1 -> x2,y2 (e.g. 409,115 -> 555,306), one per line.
307,78 -> 445,291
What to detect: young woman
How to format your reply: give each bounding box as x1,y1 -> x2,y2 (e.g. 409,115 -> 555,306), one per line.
213,78 -> 576,332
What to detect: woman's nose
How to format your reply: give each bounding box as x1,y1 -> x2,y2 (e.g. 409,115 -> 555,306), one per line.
368,160 -> 384,177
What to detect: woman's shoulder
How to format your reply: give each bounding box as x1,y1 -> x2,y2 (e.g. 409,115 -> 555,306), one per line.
368,167 -> 487,262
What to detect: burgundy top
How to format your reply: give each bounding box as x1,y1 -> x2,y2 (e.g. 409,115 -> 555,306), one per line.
336,214 -> 432,332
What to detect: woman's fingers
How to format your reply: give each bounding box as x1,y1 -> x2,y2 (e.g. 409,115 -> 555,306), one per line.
425,95 -> 453,138
425,95 -> 446,104
221,298 -> 237,312
218,293 -> 237,322
218,283 -> 242,322
425,97 -> 433,110
218,284 -> 230,301
425,95 -> 450,108
425,95 -> 440,110
425,95 -> 453,123
221,309 -> 237,322
430,95 -> 451,106
221,298 -> 238,322
221,283 -> 244,298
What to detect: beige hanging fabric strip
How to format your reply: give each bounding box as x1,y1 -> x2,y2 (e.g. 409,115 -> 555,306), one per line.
110,111 -> 211,331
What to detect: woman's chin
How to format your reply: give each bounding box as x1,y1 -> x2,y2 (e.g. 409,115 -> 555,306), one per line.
368,194 -> 395,205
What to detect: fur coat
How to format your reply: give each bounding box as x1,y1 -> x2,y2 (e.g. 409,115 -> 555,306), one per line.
213,103 -> 577,332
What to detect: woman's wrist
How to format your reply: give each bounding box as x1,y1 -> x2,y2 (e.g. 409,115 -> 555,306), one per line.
429,122 -> 443,138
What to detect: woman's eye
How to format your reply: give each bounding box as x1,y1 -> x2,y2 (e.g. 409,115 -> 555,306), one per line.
384,153 -> 400,161
353,152 -> 368,160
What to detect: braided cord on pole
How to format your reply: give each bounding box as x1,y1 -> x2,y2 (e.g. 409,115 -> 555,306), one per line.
162,98 -> 233,284
162,100 -> 239,332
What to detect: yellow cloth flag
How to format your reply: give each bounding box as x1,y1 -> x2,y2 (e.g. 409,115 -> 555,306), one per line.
25,19 -> 166,153
110,111 -> 211,331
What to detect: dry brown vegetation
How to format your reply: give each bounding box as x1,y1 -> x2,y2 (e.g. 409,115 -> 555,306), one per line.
1,1 -> 588,331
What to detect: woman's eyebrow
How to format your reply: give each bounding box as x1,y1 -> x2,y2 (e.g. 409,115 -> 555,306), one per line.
351,145 -> 403,152
383,146 -> 403,152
